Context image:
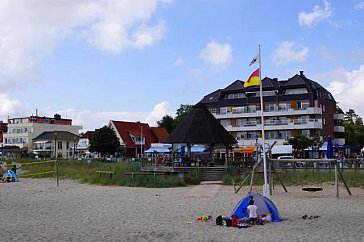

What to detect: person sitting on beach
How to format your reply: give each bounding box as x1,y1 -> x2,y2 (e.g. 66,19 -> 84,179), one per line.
246,199 -> 258,225
261,213 -> 272,224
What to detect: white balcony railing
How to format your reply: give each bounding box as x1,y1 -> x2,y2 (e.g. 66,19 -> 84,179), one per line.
333,113 -> 345,120
334,126 -> 345,133
214,107 -> 322,119
223,119 -> 322,132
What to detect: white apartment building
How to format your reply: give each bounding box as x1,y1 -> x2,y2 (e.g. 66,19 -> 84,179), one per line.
3,114 -> 82,154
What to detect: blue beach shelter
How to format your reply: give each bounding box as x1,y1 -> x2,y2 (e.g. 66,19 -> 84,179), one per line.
232,193 -> 281,222
3,170 -> 18,182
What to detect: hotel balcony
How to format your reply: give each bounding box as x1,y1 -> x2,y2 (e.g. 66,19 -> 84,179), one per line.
334,138 -> 345,146
214,107 -> 322,119
224,119 -> 323,132
333,113 -> 345,120
334,126 -> 345,133
236,138 -> 287,147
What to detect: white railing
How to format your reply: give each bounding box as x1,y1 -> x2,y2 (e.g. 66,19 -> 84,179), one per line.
334,126 -> 345,132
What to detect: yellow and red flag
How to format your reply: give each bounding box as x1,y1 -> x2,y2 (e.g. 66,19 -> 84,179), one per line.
244,68 -> 260,88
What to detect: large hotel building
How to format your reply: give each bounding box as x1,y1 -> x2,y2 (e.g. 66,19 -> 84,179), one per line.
198,71 -> 345,154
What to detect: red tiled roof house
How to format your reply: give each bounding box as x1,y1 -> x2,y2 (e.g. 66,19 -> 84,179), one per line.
109,121 -> 168,158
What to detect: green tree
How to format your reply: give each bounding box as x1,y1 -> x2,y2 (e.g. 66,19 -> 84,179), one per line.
157,115 -> 175,134
343,109 -> 364,147
89,126 -> 120,158
287,135 -> 313,158
175,104 -> 193,123
157,104 -> 193,134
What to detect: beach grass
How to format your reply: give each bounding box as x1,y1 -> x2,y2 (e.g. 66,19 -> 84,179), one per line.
17,160 -> 191,188
14,160 -> 364,188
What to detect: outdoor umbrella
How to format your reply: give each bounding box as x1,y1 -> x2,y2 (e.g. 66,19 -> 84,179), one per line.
326,136 -> 333,158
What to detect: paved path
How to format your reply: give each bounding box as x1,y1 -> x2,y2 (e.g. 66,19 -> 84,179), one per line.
185,184 -> 221,197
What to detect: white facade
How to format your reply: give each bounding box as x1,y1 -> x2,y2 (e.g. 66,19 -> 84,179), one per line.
4,117 -> 82,153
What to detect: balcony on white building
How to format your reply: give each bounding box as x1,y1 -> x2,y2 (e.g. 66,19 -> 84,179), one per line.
334,138 -> 345,146
214,106 -> 322,119
223,119 -> 322,132
333,113 -> 345,120
334,126 -> 345,133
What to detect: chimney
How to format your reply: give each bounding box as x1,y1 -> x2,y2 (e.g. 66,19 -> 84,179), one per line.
299,71 -> 304,76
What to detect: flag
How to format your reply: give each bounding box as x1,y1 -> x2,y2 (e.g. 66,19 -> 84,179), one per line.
249,54 -> 259,66
244,68 -> 260,88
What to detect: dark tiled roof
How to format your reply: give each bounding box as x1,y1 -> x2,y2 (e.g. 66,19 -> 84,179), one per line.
33,131 -> 79,141
198,89 -> 222,104
224,80 -> 244,91
165,104 -> 237,144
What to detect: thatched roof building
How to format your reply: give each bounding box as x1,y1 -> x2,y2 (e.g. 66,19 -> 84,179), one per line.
165,104 -> 237,145
165,104 -> 237,168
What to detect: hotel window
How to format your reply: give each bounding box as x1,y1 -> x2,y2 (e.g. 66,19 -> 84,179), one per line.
285,88 -> 308,95
322,105 -> 326,112
209,107 -> 217,114
297,101 -> 309,110
220,119 -> 231,127
278,103 -> 291,110
219,107 -> 227,114
58,141 -> 62,150
66,142 -> 70,149
265,104 -> 276,112
248,105 -> 257,113
236,119 -> 244,127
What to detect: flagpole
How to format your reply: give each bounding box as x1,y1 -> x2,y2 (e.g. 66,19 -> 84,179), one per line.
258,45 -> 270,198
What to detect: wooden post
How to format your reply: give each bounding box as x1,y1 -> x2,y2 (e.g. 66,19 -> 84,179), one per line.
335,161 -> 339,198
337,166 -> 352,196
269,159 -> 273,195
225,145 -> 228,171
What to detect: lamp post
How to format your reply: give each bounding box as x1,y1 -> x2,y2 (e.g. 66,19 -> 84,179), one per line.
54,131 -> 59,187
140,124 -> 143,158
255,135 -> 259,165
73,136 -> 77,160
136,121 -> 143,159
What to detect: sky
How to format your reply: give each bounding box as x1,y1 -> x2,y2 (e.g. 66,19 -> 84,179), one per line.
0,0 -> 363,132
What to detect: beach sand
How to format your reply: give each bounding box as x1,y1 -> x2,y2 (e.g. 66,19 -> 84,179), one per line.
1,179 -> 363,242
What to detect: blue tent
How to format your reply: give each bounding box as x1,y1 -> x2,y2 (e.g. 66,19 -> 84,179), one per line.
232,193 -> 281,222
3,170 -> 18,182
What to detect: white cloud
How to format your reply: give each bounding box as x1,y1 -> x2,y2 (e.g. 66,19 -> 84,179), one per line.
144,101 -> 174,125
322,66 -> 364,117
355,2 -> 364,10
36,101 -> 174,132
298,0 -> 332,27
0,0 -> 170,92
173,56 -> 183,66
0,94 -> 22,117
200,40 -> 233,69
272,41 -> 309,65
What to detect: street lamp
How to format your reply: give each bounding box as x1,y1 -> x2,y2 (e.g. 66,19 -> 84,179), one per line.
136,121 -> 143,158
54,131 -> 59,187
255,135 -> 259,164
73,136 -> 77,159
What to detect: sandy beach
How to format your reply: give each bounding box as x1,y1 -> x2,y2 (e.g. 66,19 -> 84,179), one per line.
1,178 -> 363,242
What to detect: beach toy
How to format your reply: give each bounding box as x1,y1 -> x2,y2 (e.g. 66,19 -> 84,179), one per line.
195,214 -> 212,221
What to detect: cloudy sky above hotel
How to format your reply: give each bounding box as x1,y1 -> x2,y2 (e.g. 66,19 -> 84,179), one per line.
0,0 -> 363,131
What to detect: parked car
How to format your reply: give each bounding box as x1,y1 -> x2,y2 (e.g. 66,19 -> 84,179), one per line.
277,156 -> 305,168
277,156 -> 294,168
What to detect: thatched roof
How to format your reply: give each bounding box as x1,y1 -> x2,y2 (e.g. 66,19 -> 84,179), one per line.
165,104 -> 237,145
